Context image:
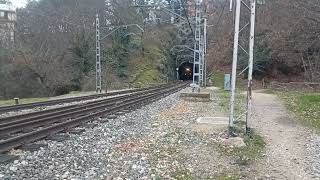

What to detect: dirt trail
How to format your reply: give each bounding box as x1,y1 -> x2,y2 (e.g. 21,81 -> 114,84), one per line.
251,91 -> 313,179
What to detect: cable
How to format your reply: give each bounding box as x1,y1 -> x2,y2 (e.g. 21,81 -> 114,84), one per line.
213,0 -> 229,30
181,0 -> 194,36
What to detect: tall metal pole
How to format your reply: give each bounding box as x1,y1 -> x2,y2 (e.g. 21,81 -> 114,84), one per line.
246,0 -> 256,133
200,35 -> 204,86
229,0 -> 241,134
204,18 -> 207,54
204,18 -> 207,87
95,14 -> 102,93
193,0 -> 202,86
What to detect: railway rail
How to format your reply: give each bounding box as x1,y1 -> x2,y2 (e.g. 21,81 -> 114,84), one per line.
0,82 -> 188,153
0,83 -> 174,114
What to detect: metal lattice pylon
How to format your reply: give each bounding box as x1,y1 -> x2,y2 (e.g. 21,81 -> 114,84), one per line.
193,0 -> 202,86
229,0 -> 256,135
95,14 -> 102,93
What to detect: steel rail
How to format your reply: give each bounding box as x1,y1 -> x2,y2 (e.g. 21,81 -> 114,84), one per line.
0,83 -> 187,153
0,84 -> 176,136
0,83 -> 172,114
0,83 -> 174,125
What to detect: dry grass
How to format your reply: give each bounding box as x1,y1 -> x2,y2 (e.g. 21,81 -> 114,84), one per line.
273,91 -> 320,130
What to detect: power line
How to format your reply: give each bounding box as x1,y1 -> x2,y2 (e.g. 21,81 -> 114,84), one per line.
181,0 -> 194,36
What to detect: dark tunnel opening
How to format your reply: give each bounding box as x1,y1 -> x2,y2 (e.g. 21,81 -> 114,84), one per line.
178,62 -> 194,81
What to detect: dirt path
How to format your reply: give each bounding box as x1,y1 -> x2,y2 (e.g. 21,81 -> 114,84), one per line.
250,91 -> 313,179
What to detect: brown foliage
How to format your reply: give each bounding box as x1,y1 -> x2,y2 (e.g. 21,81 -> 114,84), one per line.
205,0 -> 320,82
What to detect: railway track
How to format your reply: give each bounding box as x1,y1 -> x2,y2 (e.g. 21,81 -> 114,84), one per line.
0,83 -> 174,114
0,82 -> 187,153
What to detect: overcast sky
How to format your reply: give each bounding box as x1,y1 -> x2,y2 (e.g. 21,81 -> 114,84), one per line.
11,0 -> 27,8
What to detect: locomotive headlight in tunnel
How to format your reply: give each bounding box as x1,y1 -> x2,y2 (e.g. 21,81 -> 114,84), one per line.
178,62 -> 194,81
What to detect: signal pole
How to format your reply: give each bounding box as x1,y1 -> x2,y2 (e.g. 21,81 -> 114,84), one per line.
95,14 -> 102,93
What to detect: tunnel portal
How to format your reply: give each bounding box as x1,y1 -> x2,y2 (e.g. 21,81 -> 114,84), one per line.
178,62 -> 194,81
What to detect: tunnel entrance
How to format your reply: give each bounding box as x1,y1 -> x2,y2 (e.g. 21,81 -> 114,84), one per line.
178,62 -> 194,81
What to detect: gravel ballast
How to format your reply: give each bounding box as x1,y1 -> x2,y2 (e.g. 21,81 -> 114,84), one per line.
1,88 -> 319,179
0,91 -> 183,179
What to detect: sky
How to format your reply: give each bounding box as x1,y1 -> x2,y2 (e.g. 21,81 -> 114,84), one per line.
11,0 -> 27,8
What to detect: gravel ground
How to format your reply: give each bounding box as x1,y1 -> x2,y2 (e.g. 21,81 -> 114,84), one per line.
0,90 -> 184,179
249,91 -> 316,180
0,88 -> 238,179
307,134 -> 320,178
1,88 -> 318,179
